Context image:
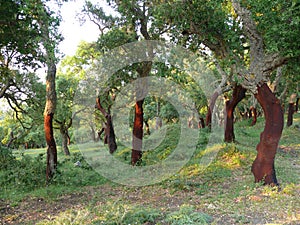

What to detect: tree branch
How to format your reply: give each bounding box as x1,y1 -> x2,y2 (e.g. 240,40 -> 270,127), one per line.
95,97 -> 108,117
0,78 -> 12,98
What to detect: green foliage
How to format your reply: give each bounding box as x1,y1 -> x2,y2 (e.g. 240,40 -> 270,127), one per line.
0,145 -> 17,170
0,152 -> 46,192
245,0 -> 300,56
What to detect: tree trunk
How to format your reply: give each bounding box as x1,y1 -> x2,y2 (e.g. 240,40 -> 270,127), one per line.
67,133 -> 71,145
45,113 -> 57,181
131,99 -> 144,166
44,63 -> 57,182
155,99 -> 162,130
250,106 -> 257,126
295,97 -> 299,112
106,115 -> 117,154
90,124 -> 97,142
199,117 -> 205,128
60,126 -> 70,156
224,85 -> 246,142
252,84 -> 283,185
286,103 -> 294,127
95,98 -> 117,154
206,91 -> 219,129
287,93 -> 297,127
38,4 -> 58,182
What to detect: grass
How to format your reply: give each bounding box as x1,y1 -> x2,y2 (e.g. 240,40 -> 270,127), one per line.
1,113 -> 300,224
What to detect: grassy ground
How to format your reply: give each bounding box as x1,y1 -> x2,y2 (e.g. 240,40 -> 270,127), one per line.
0,114 -> 299,224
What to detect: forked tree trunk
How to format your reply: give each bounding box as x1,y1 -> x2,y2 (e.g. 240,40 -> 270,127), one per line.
131,99 -> 144,165
252,84 -> 283,185
224,85 -> 246,142
95,97 -> 117,154
206,91 -> 219,129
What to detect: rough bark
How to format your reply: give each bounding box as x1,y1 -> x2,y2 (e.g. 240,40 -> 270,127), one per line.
45,113 -> 57,181
206,91 -> 219,128
95,97 -> 117,154
224,85 -> 246,142
44,63 -> 57,182
131,99 -> 144,166
37,2 -> 58,182
252,84 -> 283,185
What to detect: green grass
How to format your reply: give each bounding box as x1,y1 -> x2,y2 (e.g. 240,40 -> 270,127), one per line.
1,113 -> 300,224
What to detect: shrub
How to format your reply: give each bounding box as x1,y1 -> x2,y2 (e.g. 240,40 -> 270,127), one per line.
0,152 -> 46,191
0,145 -> 18,170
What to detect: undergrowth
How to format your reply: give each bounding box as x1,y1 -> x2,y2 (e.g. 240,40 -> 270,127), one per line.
1,113 -> 300,224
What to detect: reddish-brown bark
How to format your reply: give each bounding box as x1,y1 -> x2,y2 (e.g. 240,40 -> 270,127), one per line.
224,85 -> 246,142
131,99 -> 144,166
286,103 -> 294,127
206,91 -> 219,128
45,113 -> 57,181
252,83 -> 283,185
